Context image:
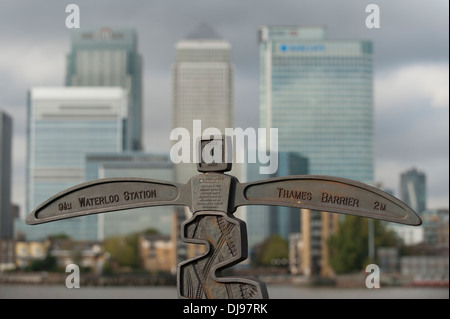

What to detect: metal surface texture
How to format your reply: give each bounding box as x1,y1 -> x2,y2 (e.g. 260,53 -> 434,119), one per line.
177,211 -> 268,299
26,136 -> 422,299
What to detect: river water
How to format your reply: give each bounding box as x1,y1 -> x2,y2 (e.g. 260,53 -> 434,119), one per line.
0,284 -> 448,299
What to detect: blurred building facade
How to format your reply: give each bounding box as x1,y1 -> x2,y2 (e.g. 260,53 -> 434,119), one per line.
139,234 -> 175,273
258,26 -> 374,277
15,240 -> 49,269
25,87 -> 128,240
0,109 -> 13,239
170,25 -> 245,263
0,239 -> 15,271
258,26 -> 374,183
49,239 -> 104,272
85,152 -> 175,240
401,255 -> 449,285
421,208 -> 449,247
300,209 -> 339,277
66,27 -> 143,151
400,167 -> 427,214
387,223 -> 424,246
172,24 -> 234,184
246,152 -> 309,251
386,168 -> 428,247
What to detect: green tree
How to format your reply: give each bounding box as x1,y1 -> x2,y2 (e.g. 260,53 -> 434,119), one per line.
104,233 -> 140,269
142,228 -> 159,235
252,234 -> 289,267
26,254 -> 58,272
328,215 -> 399,274
48,233 -> 70,240
103,228 -> 160,271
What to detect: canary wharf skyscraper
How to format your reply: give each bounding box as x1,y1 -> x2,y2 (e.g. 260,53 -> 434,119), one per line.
66,27 -> 143,151
25,87 -> 127,240
172,24 -> 234,183
259,26 -> 374,183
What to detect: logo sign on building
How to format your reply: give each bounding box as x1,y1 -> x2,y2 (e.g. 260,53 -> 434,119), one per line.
279,43 -> 326,53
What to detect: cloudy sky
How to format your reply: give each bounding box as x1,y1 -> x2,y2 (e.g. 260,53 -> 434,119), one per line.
0,0 -> 448,216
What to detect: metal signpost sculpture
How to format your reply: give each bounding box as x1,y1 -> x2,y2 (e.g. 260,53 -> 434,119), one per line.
26,137 -> 422,299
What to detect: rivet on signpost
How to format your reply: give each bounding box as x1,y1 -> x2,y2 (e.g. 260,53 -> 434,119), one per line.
26,136 -> 422,299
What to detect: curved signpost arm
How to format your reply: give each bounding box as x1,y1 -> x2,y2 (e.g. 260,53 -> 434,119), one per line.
234,175 -> 422,226
24,135 -> 423,300
26,177 -> 190,225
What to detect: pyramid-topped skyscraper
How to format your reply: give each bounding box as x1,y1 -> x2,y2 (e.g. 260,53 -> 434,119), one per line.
172,24 -> 234,183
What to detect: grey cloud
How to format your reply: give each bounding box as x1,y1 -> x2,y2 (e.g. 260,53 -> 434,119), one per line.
0,0 -> 448,210
1,1 -> 447,70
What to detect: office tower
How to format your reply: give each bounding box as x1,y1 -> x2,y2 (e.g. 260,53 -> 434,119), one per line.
246,152 -> 308,250
259,26 -> 374,183
387,168 -> 426,246
66,27 -> 143,151
0,110 -> 13,239
172,24 -> 234,184
270,152 -> 309,239
84,152 -> 174,240
400,167 -> 426,213
25,87 -> 127,240
259,26 -> 374,277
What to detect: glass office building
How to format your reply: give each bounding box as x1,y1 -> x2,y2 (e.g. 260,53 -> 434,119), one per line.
172,24 -> 234,184
400,167 -> 427,213
259,26 -> 374,183
66,27 -> 143,151
25,87 -> 127,240
85,152 -> 175,240
246,152 -> 308,250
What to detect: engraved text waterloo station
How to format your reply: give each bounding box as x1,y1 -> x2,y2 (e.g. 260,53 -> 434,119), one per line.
58,188 -> 158,212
